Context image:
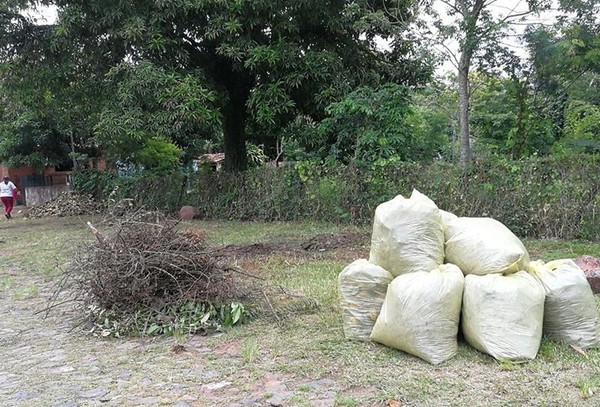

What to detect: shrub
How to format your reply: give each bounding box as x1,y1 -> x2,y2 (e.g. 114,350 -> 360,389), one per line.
73,154 -> 600,240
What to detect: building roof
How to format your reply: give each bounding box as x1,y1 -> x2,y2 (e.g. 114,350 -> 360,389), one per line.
198,153 -> 225,163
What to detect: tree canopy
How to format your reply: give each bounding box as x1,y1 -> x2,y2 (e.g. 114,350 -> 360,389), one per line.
1,0 -> 599,172
1,0 -> 432,172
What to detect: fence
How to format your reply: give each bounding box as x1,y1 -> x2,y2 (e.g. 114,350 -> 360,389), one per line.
15,173 -> 72,206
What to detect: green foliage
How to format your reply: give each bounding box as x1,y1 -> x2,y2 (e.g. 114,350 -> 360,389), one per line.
470,73 -> 555,158
304,84 -> 447,167
188,155 -> 600,240
71,169 -> 187,212
427,0 -> 553,163
132,135 -> 183,175
245,142 -> 268,168
0,11 -> 110,169
0,109 -> 71,169
557,100 -> 600,153
88,301 -> 248,338
526,18 -> 600,148
96,61 -> 219,165
71,169 -> 118,200
2,0 -> 432,172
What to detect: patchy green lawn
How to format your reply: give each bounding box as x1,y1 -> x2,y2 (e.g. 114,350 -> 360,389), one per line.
1,213 -> 600,406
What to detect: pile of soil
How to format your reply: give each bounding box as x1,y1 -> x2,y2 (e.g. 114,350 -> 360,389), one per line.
211,232 -> 370,259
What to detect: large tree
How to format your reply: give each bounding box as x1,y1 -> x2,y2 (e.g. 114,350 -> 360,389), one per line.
0,1 -> 119,169
526,4 -> 600,152
2,0 -> 431,171
428,0 -> 551,164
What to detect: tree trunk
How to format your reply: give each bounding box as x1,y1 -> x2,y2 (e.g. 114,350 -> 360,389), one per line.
70,132 -> 79,171
220,65 -> 254,172
511,81 -> 527,159
456,0 -> 485,166
458,51 -> 472,165
222,88 -> 250,172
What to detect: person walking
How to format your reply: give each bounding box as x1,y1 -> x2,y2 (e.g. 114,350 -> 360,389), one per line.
0,176 -> 18,219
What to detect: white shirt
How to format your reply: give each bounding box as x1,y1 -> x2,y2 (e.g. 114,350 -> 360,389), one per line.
0,181 -> 16,198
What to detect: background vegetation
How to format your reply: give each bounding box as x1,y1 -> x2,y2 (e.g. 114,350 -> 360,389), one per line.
72,153 -> 600,240
1,1 -> 599,241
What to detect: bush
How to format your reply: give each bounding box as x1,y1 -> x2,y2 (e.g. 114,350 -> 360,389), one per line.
72,169 -> 189,213
71,169 -> 119,201
191,155 -> 600,240
72,155 -> 600,240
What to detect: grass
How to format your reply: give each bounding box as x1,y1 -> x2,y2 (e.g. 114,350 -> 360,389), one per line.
524,238 -> 600,261
0,215 -> 93,278
2,215 -> 600,406
241,338 -> 260,364
13,283 -> 39,300
0,276 -> 13,290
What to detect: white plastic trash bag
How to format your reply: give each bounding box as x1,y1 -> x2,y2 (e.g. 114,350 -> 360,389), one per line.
370,264 -> 464,365
440,210 -> 458,231
529,259 -> 600,349
369,190 -> 444,277
462,271 -> 545,360
445,217 -> 530,275
338,259 -> 394,341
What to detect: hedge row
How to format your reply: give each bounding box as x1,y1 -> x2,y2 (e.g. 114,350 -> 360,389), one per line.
74,155 -> 600,240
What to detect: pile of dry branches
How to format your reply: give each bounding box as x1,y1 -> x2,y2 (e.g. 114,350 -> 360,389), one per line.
51,210 -> 318,336
58,211 -> 247,318
26,191 -> 104,218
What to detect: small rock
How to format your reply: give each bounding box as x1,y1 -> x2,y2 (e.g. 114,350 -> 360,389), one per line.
575,255 -> 600,271
50,365 -> 76,374
54,403 -> 79,407
573,256 -> 600,294
239,397 -> 262,406
48,350 -> 68,362
179,206 -> 200,220
309,395 -> 337,407
263,373 -> 288,394
191,370 -> 219,380
174,402 -> 193,407
12,391 -> 34,401
117,370 -> 132,380
136,396 -> 162,404
585,270 -> 600,294
99,393 -> 113,402
201,381 -> 232,391
78,388 -> 109,399
266,391 -> 293,406
305,379 -> 336,390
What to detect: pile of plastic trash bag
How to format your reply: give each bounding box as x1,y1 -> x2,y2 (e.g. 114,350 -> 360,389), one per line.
339,190 -> 600,364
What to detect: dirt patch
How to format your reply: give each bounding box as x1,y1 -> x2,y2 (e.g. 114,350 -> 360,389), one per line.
302,232 -> 369,252
211,231 -> 370,259
212,242 -> 294,258
212,341 -> 241,357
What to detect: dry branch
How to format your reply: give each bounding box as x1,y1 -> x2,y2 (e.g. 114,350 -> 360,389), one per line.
48,209 -> 319,334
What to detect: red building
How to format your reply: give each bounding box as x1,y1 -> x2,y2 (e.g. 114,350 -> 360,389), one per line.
0,158 -> 106,205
